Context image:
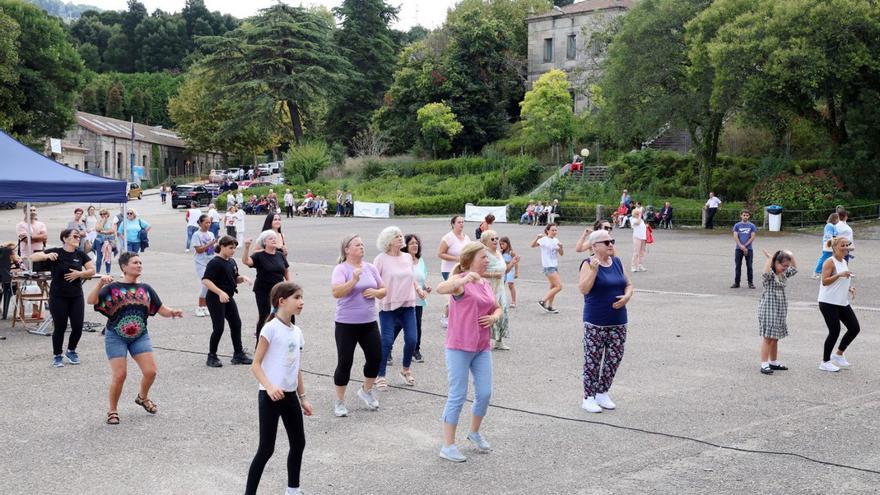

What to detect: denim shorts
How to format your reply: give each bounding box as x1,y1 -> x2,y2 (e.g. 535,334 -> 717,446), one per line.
543,266 -> 559,276
105,329 -> 153,359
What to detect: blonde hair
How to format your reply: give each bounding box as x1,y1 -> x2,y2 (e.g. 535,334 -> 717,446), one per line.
832,237 -> 850,250
337,234 -> 360,264
451,241 -> 487,276
479,229 -> 498,248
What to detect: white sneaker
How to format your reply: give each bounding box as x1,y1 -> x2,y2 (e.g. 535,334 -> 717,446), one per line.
333,399 -> 348,417
357,387 -> 379,410
595,392 -> 616,410
194,307 -> 203,317
185,248 -> 190,253
631,267 -> 638,273
638,265 -> 647,272
440,316 -> 448,328
819,361 -> 841,372
830,354 -> 851,368
581,397 -> 602,413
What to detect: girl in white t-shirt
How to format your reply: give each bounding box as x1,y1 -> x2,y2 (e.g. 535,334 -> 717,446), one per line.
246,281 -> 312,495
531,223 -> 564,314
630,208 -> 648,272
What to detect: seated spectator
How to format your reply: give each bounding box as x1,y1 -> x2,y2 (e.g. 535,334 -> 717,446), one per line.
519,201 -> 535,225
536,201 -> 549,226
659,201 -> 674,229
318,197 -> 328,217
644,206 -> 659,229
547,199 -> 562,225
615,203 -> 630,228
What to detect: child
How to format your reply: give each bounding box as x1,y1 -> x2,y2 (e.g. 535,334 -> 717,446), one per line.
245,282 -> 313,495
531,224 -> 564,314
758,249 -> 797,375
499,237 -> 519,308
201,236 -> 253,368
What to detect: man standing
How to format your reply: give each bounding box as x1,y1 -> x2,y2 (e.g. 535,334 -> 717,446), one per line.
16,206 -> 48,318
731,210 -> 757,289
705,192 -> 722,229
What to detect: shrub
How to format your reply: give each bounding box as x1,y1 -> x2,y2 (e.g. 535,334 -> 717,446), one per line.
749,170 -> 845,211
283,141 -> 331,183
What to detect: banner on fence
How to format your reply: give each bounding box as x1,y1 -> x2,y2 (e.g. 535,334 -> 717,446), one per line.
465,204 -> 507,223
354,201 -> 391,219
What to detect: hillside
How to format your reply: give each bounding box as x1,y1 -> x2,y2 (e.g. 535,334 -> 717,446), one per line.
27,0 -> 99,21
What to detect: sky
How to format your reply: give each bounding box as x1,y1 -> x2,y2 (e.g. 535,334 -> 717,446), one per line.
79,0 -> 459,30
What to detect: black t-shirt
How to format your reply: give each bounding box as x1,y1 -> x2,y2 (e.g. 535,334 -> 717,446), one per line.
0,246 -> 15,283
203,256 -> 239,296
250,250 -> 289,293
44,247 -> 91,297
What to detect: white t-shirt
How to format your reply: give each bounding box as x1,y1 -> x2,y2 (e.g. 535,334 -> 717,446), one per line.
234,210 -> 245,231
191,230 -> 215,267
538,236 -> 560,268
259,319 -> 304,392
208,208 -> 221,224
835,221 -> 854,245
706,197 -> 722,208
186,208 -> 203,227
631,217 -> 647,240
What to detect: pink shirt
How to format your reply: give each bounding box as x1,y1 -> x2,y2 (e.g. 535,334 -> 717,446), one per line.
446,273 -> 495,352
373,252 -> 416,311
440,231 -> 471,273
16,221 -> 47,254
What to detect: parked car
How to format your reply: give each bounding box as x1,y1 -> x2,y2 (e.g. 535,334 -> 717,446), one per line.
268,161 -> 282,174
171,184 -> 212,208
226,167 -> 243,181
256,164 -> 271,176
203,184 -> 221,198
127,183 -> 143,200
0,201 -> 18,210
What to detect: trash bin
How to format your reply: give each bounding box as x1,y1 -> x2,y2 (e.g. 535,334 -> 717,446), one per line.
767,205 -> 784,232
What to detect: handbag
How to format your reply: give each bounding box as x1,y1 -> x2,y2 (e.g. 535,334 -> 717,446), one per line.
137,220 -> 149,249
646,225 -> 654,244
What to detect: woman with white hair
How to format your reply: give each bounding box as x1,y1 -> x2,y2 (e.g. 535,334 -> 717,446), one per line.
242,230 -> 291,340
374,226 -> 423,390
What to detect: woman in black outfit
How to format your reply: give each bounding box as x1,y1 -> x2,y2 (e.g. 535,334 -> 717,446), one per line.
242,229 -> 292,339
202,236 -> 253,368
30,229 -> 96,367
1,241 -> 21,321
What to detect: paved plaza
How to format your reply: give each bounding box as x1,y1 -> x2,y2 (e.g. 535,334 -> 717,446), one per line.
1,195 -> 879,494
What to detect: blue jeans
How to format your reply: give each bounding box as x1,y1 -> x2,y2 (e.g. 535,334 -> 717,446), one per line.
127,241 -> 141,253
815,251 -> 833,274
441,349 -> 492,425
378,306 -> 417,376
210,222 -> 220,239
186,225 -> 198,249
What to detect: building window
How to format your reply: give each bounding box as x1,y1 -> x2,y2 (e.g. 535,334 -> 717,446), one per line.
142,155 -> 147,167
567,34 -> 576,60
543,38 -> 553,63
103,151 -> 109,175
117,152 -> 123,177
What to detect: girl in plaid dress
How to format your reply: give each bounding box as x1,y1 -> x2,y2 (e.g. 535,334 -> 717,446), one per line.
758,249 -> 797,375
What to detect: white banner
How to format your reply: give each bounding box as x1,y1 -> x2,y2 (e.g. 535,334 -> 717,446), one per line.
465,204 -> 508,223
353,201 -> 391,218
50,138 -> 62,154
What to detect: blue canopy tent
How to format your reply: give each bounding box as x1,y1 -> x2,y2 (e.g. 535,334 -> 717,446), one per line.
0,129 -> 129,271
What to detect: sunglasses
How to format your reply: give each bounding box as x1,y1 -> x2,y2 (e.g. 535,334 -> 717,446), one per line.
597,239 -> 616,246
127,212 -> 135,215
489,237 -> 499,241
602,226 -> 613,231
101,213 -> 109,216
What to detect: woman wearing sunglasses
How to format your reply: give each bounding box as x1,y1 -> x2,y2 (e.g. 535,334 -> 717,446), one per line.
578,229 -> 632,413
30,229 -> 96,367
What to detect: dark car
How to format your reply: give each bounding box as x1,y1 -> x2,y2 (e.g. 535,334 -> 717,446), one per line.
171,184 -> 212,208
203,184 -> 221,199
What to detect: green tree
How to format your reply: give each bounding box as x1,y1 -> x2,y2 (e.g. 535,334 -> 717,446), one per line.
105,82 -> 125,118
417,102 -> 463,157
0,10 -> 19,130
197,4 -> 353,145
77,42 -> 101,71
325,0 -> 400,148
520,70 -> 574,160
0,0 -> 84,141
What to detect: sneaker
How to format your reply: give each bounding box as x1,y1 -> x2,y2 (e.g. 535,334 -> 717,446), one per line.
440,316 -> 448,328
494,341 -> 510,350
537,301 -> 551,313
65,350 -> 81,365
413,350 -> 424,363
812,273 -> 822,279
768,363 -> 788,371
357,387 -> 379,410
730,284 -> 740,289
231,352 -> 253,365
206,354 -> 223,368
760,366 -> 773,375
638,265 -> 647,272
581,397 -> 602,413
748,284 -> 756,289
467,431 -> 491,452
595,393 -> 616,410
830,354 -> 851,368
439,444 -> 467,463
52,355 -> 64,368
194,307 -> 203,317
185,248 -> 190,253
333,399 -> 348,417
819,361 -> 840,372
631,267 -> 638,273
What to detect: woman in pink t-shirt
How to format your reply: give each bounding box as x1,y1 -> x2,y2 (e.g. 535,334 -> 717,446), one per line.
437,215 -> 471,328
374,226 -> 425,390
435,241 -> 501,463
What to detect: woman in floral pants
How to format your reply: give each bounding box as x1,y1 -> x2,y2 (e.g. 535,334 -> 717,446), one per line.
577,229 -> 633,413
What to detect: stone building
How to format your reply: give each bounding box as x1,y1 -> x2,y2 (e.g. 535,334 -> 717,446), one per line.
527,0 -> 635,114
48,112 -> 223,183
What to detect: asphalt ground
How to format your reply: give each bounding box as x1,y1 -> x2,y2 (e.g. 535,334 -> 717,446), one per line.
1,195 -> 879,494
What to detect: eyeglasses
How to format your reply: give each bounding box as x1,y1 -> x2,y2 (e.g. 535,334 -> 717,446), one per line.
71,235 -> 81,239
489,237 -> 499,241
127,212 -> 135,216
602,226 -> 613,231
100,213 -> 109,216
598,239 -> 616,246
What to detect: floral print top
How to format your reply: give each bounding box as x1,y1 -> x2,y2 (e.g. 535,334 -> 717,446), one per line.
94,282 -> 162,341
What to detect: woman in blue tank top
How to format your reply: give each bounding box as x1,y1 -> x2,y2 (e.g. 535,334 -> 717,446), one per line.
577,229 -> 633,413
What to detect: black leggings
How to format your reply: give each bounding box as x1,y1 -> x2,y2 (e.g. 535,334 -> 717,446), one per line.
205,292 -> 243,355
285,205 -> 294,218
2,282 -> 14,319
49,293 -> 84,356
245,391 -> 305,494
819,302 -> 861,362
333,321 -> 382,386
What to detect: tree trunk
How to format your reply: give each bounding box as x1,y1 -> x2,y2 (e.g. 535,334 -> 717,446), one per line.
286,100 -> 304,146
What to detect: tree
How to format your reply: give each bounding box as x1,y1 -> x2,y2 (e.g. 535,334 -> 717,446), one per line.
105,82 -> 125,119
325,0 -> 400,147
77,42 -> 101,71
0,10 -> 19,130
0,0 -> 84,141
197,4 -> 354,145
417,102 -> 463,157
520,70 -> 574,160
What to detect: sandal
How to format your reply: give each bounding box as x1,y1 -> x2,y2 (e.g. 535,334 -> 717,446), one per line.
399,369 -> 416,386
106,411 -> 120,425
375,377 -> 388,391
135,394 -> 158,414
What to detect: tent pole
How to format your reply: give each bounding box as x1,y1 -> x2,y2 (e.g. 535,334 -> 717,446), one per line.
121,203 -> 127,253
25,203 -> 33,271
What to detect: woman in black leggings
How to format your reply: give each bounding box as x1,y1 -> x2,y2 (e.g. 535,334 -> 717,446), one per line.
242,230 -> 291,340
817,237 -> 860,372
30,229 -> 95,367
202,236 -> 253,368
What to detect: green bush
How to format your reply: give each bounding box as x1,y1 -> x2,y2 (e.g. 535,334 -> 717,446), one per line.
284,141 -> 332,183
749,170 -> 844,211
